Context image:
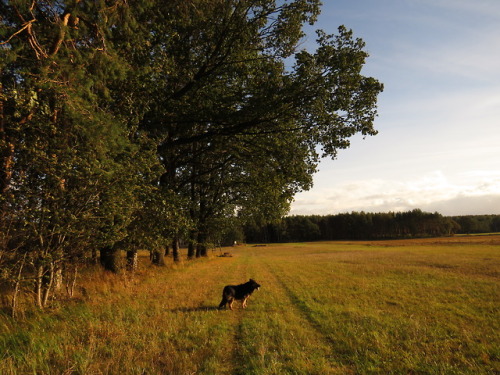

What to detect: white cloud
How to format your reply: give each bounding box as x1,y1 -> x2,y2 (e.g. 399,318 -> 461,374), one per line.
420,194 -> 500,216
290,170 -> 500,216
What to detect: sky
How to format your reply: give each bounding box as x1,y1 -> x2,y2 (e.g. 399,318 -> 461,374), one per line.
289,0 -> 500,216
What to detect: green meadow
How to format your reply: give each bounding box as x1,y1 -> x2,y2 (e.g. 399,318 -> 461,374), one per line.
1,236 -> 499,374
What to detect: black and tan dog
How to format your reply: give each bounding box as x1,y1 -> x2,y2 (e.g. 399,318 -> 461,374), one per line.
218,279 -> 261,310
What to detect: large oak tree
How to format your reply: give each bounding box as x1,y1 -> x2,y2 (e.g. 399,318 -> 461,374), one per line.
137,0 -> 383,252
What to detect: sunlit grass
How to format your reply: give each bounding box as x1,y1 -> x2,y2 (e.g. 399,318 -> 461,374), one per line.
257,241 -> 499,374
1,236 -> 499,374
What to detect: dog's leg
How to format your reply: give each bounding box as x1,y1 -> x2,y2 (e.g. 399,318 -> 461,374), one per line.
242,297 -> 248,308
218,297 -> 227,310
228,299 -> 234,310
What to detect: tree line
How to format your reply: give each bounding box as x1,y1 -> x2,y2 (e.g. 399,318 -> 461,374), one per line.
1,0 -> 382,314
451,215 -> 500,235
244,210 -> 500,243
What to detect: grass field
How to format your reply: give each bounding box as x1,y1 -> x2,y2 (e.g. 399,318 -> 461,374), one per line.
1,236 -> 499,374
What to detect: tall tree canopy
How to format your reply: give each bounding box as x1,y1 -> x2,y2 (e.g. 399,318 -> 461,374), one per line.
135,0 -> 383,252
1,0 -> 382,310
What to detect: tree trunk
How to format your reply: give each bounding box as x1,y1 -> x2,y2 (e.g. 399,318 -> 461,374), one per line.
0,81 -> 14,195
164,244 -> 170,257
199,243 -> 207,257
35,261 -> 55,309
187,230 -> 196,259
126,250 -> 138,272
42,262 -> 55,307
65,264 -> 78,298
187,242 -> 195,259
188,175 -> 197,259
195,243 -> 201,258
172,238 -> 180,262
197,231 -> 208,257
100,246 -> 121,273
11,278 -> 21,318
11,253 -> 27,318
197,199 -> 208,257
53,264 -> 63,293
151,249 -> 165,266
35,265 -> 44,308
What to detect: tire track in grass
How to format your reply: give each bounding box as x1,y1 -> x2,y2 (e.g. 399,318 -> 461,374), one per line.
237,254 -> 353,374
152,257 -> 238,374
267,262 -> 359,371
135,254 -> 247,374
224,248 -> 271,375
196,248 -> 255,375
263,261 -> 362,373
215,246 -> 288,375
262,258 -> 330,336
223,248 -> 263,375
151,250 -> 254,374
193,253 -> 253,375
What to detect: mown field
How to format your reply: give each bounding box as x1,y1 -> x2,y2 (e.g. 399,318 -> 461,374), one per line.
1,236 -> 499,374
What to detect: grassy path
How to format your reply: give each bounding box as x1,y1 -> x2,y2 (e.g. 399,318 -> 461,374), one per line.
1,237 -> 499,374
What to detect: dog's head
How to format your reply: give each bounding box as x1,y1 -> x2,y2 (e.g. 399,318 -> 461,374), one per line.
248,279 -> 261,291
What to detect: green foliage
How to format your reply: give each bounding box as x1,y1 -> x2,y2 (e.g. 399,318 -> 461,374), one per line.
0,0 -> 165,302
452,215 -> 500,234
293,26 -> 383,157
137,1 -> 382,247
245,210 -> 461,242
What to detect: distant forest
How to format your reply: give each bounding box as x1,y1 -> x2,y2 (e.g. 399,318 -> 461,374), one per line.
243,210 -> 500,243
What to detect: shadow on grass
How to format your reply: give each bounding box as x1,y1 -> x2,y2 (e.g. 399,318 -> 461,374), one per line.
169,306 -> 220,313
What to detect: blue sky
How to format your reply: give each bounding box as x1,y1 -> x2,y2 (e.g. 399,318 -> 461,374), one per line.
289,0 -> 500,216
